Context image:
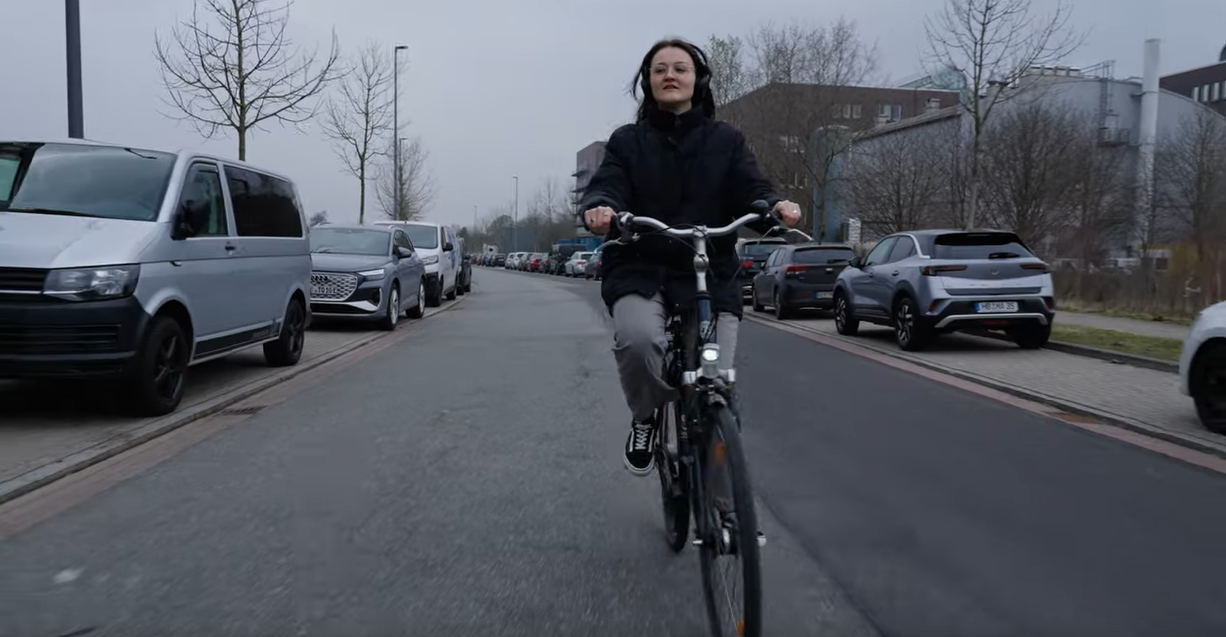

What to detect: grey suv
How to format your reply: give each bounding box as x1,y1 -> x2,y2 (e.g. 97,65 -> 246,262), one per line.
832,230 -> 1055,351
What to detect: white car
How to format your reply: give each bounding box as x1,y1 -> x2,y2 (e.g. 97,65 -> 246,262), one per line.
373,221 -> 459,307
1178,300 -> 1226,433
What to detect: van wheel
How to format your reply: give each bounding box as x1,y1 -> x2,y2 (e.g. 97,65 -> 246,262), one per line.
127,315 -> 190,416
380,285 -> 400,331
264,298 -> 307,367
407,280 -> 426,319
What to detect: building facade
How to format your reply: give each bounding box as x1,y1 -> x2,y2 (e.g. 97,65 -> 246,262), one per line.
718,83 -> 962,241
571,141 -> 607,235
1160,44 -> 1226,116
838,65 -> 1226,260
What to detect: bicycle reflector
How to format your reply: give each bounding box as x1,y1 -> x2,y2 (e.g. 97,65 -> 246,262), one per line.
700,343 -> 721,379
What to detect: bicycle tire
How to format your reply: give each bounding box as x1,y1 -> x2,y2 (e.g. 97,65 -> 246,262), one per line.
698,404 -> 762,637
655,401 -> 690,553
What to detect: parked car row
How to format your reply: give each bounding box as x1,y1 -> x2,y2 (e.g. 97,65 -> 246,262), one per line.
740,229 -> 1057,353
0,138 -> 470,419
475,248 -> 604,279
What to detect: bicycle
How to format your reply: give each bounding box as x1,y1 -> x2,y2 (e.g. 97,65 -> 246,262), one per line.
606,200 -> 789,637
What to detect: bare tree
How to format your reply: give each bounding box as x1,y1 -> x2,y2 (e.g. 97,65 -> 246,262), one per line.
846,128 -> 947,235
308,210 -> 329,226
1062,124 -> 1132,295
1155,109 -> 1226,304
375,136 -> 437,221
706,35 -> 751,106
320,42 -> 394,225
155,0 -> 342,160
711,18 -> 879,238
924,0 -> 1086,229
978,101 -> 1083,246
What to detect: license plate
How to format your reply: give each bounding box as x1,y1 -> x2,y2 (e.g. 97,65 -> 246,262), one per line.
816,291 -> 833,299
975,301 -> 1018,312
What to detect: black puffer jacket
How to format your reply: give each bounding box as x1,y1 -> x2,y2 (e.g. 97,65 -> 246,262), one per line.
579,107 -> 781,319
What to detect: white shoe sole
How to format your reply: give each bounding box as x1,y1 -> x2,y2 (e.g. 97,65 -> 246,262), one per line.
623,453 -> 655,477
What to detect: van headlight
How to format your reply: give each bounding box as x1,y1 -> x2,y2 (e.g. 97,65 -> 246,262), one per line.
420,255 -> 439,265
44,265 -> 140,301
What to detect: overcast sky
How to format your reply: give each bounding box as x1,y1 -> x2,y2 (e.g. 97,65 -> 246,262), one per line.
2,0 -> 1223,229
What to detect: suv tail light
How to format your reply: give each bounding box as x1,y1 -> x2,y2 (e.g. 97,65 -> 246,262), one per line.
741,259 -> 753,269
1021,262 -> 1051,273
920,264 -> 968,276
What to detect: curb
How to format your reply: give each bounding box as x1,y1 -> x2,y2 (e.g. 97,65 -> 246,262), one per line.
744,314 -> 1226,461
0,296 -> 468,506
967,329 -> 1179,374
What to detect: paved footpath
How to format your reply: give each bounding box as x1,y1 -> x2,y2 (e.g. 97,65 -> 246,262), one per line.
0,301 -> 461,502
744,310 -> 1221,456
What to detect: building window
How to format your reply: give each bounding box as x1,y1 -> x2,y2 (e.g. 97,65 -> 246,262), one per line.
877,104 -> 890,118
1193,86 -> 1201,101
927,97 -> 941,110
892,104 -> 902,120
852,104 -> 862,118
843,104 -> 853,119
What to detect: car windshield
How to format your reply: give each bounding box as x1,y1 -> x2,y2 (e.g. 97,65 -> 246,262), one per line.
402,224 -> 439,249
310,228 -> 390,256
793,247 -> 856,264
741,241 -> 786,257
0,142 -> 176,221
932,232 -> 1034,260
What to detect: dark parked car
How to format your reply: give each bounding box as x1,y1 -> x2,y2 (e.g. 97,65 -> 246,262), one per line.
457,253 -> 473,294
751,244 -> 856,318
737,237 -> 789,301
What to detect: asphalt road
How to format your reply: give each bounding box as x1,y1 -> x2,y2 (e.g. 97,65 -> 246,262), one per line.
1,269 -> 1225,636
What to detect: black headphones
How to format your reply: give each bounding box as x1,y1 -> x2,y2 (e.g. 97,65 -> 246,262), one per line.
639,40 -> 712,106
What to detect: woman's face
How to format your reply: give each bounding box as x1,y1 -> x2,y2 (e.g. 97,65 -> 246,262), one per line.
648,46 -> 697,112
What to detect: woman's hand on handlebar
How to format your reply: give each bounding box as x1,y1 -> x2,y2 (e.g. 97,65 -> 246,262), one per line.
774,200 -> 801,228
584,206 -> 616,234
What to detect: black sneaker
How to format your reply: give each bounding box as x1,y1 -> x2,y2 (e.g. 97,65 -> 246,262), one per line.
623,417 -> 656,476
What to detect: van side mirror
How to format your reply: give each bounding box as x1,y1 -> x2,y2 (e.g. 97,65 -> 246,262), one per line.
443,241 -> 454,252
172,200 -> 209,240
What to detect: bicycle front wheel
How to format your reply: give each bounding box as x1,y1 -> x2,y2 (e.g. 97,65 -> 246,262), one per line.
698,404 -> 762,637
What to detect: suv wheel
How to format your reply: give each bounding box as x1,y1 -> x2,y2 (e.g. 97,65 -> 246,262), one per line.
834,292 -> 859,336
894,296 -> 930,351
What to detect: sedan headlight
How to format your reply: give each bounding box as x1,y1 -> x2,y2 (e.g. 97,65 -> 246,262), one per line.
44,265 -> 140,301
358,268 -> 386,280
420,255 -> 439,265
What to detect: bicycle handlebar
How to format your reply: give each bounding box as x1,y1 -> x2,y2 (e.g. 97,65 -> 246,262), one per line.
613,199 -> 780,239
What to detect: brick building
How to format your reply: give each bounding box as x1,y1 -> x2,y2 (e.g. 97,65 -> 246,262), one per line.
717,83 -> 961,239
1159,44 -> 1226,116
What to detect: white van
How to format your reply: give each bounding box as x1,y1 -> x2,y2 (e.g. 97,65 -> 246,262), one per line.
373,220 -> 458,306
0,139 -> 312,416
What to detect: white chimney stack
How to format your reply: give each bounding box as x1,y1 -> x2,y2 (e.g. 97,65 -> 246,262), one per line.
1135,38 -> 1160,244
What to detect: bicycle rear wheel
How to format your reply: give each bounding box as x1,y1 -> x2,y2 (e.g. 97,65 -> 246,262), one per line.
698,404 -> 762,637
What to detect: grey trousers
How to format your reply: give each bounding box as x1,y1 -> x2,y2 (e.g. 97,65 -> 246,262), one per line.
611,292 -> 739,422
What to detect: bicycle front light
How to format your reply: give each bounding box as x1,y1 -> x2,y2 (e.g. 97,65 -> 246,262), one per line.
700,343 -> 721,379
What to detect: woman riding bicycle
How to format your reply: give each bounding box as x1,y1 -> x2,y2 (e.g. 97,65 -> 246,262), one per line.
580,37 -> 801,476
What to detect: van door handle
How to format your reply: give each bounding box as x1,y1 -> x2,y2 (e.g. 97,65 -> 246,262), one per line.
224,243 -> 238,252
891,270 -> 900,276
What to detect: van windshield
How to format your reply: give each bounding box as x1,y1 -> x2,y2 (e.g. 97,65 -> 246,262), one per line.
0,142 -> 176,221
402,223 -> 439,249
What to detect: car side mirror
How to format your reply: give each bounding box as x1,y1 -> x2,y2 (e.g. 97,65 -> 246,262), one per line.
443,241 -> 454,252
848,256 -> 863,268
396,246 -> 413,259
172,200 -> 209,239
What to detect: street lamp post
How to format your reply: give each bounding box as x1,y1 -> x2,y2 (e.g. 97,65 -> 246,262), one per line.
512,176 -> 519,252
65,0 -> 83,138
392,45 -> 408,220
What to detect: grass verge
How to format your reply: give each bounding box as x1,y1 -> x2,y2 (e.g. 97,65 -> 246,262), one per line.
1050,324 -> 1183,362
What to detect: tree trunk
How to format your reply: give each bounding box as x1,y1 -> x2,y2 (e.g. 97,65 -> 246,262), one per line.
237,128 -> 247,162
358,163 -> 366,225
